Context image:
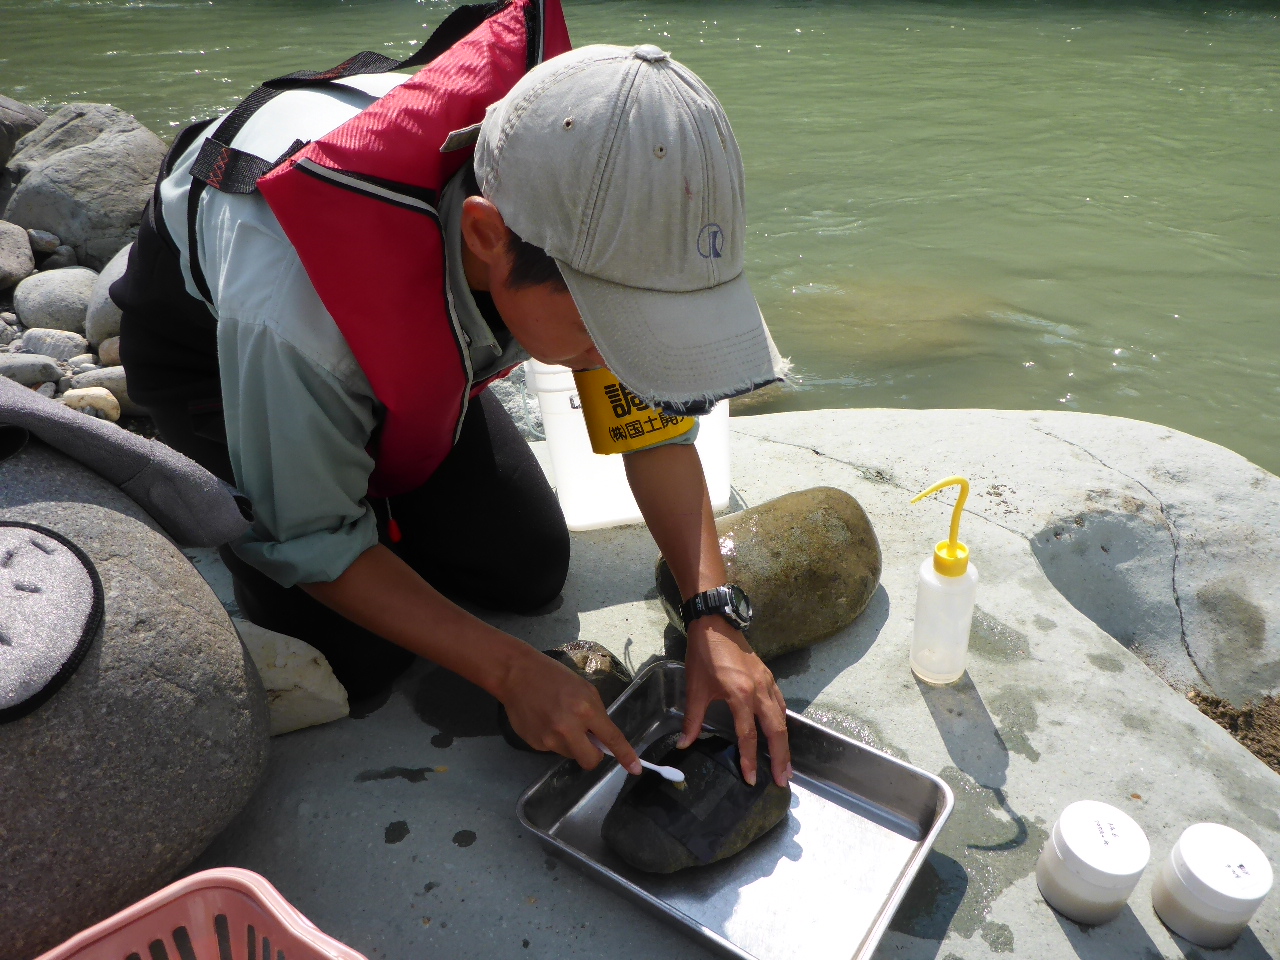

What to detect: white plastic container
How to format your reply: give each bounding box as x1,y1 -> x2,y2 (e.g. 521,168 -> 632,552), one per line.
526,360 -> 731,532
1151,823 -> 1273,948
1036,800 -> 1151,925
910,476 -> 979,685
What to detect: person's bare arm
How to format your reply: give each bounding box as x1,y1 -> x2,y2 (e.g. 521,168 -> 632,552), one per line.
624,442 -> 791,787
301,544 -> 641,774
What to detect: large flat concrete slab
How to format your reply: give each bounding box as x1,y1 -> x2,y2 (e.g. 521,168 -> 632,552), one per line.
194,409 -> 1280,960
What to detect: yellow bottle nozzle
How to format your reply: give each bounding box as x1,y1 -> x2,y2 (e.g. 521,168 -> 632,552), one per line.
911,476 -> 971,577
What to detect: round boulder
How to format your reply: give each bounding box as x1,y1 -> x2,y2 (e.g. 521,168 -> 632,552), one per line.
0,218 -> 35,289
84,242 -> 130,346
21,327 -> 89,362
657,487 -> 883,662
0,95 -> 46,170
0,353 -> 61,386
97,335 -> 120,366
2,104 -> 165,270
13,266 -> 98,332
0,440 -> 270,957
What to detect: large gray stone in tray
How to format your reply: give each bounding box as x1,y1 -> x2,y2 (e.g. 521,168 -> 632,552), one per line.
0,219 -> 35,289
0,441 -> 270,958
13,265 -> 97,332
3,104 -> 165,269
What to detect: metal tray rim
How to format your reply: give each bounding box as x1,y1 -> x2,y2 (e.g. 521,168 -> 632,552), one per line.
516,659 -> 955,960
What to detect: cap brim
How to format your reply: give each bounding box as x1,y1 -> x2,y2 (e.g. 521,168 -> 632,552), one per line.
557,264 -> 785,409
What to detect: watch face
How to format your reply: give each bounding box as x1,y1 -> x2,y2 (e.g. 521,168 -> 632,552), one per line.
728,584 -> 752,627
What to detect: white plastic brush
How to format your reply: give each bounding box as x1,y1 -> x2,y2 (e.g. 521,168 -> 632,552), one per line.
588,733 -> 686,784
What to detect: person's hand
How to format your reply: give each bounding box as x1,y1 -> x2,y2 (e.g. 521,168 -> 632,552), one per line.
679,615 -> 792,787
498,646 -> 643,775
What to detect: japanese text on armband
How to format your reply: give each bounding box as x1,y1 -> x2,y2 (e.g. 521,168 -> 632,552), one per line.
574,368 -> 695,455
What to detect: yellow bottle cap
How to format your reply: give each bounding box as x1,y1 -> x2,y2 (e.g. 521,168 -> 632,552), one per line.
911,476 -> 971,577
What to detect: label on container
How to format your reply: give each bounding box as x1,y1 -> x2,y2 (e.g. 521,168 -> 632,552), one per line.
1177,823 -> 1273,903
1058,800 -> 1150,881
573,367 -> 694,455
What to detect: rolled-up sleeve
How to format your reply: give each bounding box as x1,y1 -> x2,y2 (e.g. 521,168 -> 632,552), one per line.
220,314 -> 380,586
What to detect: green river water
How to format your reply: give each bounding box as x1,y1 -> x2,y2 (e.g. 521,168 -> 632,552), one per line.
2,0 -> 1277,472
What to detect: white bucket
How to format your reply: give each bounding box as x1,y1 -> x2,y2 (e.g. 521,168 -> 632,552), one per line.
526,360 -> 731,532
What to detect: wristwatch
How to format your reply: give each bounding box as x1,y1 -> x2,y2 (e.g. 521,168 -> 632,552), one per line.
680,584 -> 753,632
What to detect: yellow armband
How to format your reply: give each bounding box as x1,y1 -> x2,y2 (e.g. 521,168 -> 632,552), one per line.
572,367 -> 694,455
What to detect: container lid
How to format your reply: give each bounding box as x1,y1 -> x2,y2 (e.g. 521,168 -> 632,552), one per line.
1053,800 -> 1151,890
1171,823 -> 1273,913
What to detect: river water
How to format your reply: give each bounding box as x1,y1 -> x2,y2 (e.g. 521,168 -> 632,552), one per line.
2,0 -> 1277,471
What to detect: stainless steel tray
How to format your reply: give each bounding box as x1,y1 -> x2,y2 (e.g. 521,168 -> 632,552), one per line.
517,661 -> 954,960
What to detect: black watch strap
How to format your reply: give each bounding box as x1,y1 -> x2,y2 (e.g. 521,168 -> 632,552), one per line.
680,585 -> 751,631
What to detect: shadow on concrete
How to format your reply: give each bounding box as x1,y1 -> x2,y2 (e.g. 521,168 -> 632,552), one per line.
1052,905 -> 1275,960
410,664 -> 502,749
916,673 -> 1008,790
1051,906 -> 1166,960
886,849 -> 969,950
768,585 -> 893,705
1170,926 -> 1275,960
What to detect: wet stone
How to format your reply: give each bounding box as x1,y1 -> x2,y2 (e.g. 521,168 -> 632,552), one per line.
546,639 -> 634,707
601,733 -> 791,874
657,487 -> 882,661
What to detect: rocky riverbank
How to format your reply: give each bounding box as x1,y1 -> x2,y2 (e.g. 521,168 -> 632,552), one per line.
1,95 -> 161,420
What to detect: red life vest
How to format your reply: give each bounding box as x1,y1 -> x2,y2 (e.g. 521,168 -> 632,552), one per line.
257,0 -> 571,497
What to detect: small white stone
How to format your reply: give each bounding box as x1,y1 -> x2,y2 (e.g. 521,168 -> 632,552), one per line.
34,381 -> 56,398
233,619 -> 350,736
60,385 -> 120,420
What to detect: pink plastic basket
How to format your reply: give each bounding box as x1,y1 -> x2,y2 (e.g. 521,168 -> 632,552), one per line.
35,868 -> 367,960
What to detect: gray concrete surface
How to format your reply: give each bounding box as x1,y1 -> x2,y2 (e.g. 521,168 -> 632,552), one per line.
192,409 -> 1280,960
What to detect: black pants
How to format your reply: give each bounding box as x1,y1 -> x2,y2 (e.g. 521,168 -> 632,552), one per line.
152,390 -> 569,699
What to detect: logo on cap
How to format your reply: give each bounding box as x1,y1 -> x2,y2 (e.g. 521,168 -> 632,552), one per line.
697,223 -> 725,259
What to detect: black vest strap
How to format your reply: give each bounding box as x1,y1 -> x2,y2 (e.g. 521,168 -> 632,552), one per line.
183,0 -> 512,302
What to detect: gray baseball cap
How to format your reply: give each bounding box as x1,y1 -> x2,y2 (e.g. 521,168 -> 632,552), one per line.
474,44 -> 788,411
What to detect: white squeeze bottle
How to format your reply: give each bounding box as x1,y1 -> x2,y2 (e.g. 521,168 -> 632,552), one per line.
910,476 -> 979,684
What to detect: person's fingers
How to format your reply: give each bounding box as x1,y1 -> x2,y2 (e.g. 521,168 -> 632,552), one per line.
731,701 -> 760,786
593,716 -> 642,776
566,729 -> 604,771
758,692 -> 793,787
679,689 -> 710,750
772,684 -> 789,718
